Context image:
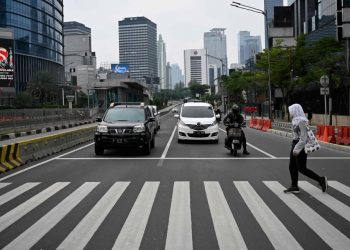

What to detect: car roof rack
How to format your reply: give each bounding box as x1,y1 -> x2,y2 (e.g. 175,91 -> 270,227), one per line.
109,102 -> 145,108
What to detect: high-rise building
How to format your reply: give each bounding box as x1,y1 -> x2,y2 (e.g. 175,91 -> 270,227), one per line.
0,0 -> 64,105
170,64 -> 183,89
204,28 -> 228,75
119,17 -> 157,81
64,21 -> 96,94
184,49 -> 208,87
157,34 -> 167,89
166,62 -> 172,90
264,0 -> 283,48
238,31 -> 262,65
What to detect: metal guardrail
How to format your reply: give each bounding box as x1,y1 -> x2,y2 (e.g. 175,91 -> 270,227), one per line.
272,121 -> 317,133
0,108 -> 93,135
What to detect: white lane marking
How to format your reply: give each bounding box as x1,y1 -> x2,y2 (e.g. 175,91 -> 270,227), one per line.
0,182 -> 11,190
264,181 -> 350,250
157,125 -> 177,167
204,182 -> 247,250
234,181 -> 302,250
299,181 -> 350,222
112,182 -> 159,250
0,143 -> 94,182
165,182 -> 193,250
0,182 -> 40,206
55,157 -> 350,160
58,182 -> 130,250
0,182 -> 70,232
219,128 -> 276,158
3,182 -> 99,250
328,181 -> 350,197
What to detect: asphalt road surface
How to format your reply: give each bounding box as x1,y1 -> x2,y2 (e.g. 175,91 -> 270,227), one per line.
0,111 -> 350,250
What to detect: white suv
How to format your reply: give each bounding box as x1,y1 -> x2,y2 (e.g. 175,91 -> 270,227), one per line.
174,102 -> 220,143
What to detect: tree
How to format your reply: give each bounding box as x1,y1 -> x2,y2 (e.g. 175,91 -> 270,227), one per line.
14,91 -> 32,108
188,81 -> 210,98
27,71 -> 59,105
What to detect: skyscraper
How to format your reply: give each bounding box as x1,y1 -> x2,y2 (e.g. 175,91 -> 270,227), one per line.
238,31 -> 261,65
264,0 -> 283,48
0,0 -> 64,104
157,34 -> 167,89
119,17 -> 157,81
204,28 -> 228,75
184,49 -> 208,87
170,64 -> 183,89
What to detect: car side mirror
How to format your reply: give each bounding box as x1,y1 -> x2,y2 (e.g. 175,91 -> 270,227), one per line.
174,114 -> 179,118
95,117 -> 102,122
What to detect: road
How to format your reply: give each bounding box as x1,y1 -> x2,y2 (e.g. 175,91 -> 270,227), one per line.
0,110 -> 350,249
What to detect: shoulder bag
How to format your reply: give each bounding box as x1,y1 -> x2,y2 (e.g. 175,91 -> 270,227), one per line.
304,125 -> 321,154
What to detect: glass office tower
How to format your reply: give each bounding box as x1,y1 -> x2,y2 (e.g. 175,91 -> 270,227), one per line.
0,0 -> 64,96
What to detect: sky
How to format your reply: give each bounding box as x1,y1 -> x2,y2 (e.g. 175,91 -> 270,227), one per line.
64,0 -> 286,71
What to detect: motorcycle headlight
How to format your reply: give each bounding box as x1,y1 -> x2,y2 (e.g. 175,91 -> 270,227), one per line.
178,119 -> 187,126
97,125 -> 108,133
133,124 -> 145,133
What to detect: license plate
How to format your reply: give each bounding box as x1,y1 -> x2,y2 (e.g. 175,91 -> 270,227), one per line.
116,138 -> 123,143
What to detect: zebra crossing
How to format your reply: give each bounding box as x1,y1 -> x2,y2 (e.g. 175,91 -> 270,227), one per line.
0,180 -> 350,249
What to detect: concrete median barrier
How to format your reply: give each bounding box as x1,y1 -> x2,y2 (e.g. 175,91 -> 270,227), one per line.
0,125 -> 96,174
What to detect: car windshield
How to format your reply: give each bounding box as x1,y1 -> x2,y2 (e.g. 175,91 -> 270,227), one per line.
104,108 -> 145,122
181,106 -> 214,118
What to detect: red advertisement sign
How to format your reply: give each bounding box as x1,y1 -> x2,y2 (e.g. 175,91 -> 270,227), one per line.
0,38 -> 14,87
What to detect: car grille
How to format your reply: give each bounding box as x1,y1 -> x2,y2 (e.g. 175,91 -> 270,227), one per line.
188,133 -> 210,138
108,127 -> 133,135
186,124 -> 211,130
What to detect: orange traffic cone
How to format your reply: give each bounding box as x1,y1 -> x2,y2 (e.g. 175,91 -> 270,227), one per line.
322,126 -> 329,142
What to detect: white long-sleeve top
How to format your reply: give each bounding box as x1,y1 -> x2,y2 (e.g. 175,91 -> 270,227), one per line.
292,120 -> 308,154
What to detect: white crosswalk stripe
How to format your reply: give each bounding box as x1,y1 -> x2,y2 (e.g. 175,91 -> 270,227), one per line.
0,182 -> 11,190
204,181 -> 247,250
0,182 -> 70,233
165,182 -> 193,250
0,182 -> 40,206
234,181 -> 303,250
112,182 -> 159,250
1,180 -> 350,249
3,182 -> 99,250
328,181 -> 350,197
58,182 -> 130,250
264,181 -> 350,250
299,181 -> 350,222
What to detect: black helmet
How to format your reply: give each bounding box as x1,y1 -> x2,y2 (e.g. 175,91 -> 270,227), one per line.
231,104 -> 239,112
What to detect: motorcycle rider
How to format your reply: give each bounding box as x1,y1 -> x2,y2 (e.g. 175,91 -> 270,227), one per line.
223,104 -> 250,155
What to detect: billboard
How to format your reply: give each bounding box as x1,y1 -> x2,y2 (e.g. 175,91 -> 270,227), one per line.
0,38 -> 14,87
111,64 -> 129,74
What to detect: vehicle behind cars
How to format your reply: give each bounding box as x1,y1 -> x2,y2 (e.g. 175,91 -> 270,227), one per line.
174,102 -> 220,143
151,105 -> 160,131
94,102 -> 156,155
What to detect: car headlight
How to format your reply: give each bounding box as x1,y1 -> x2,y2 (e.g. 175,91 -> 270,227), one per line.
210,120 -> 218,126
178,119 -> 187,126
133,124 -> 145,133
97,125 -> 108,133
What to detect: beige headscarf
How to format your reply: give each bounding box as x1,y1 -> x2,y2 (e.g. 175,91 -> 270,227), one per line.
288,103 -> 308,126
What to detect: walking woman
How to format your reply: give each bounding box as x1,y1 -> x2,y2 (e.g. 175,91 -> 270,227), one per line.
284,103 -> 328,194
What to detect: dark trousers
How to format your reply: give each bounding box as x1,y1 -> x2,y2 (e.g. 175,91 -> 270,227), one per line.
289,140 -> 321,187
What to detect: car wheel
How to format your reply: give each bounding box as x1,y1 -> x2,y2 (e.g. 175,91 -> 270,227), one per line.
214,139 -> 219,144
157,125 -> 160,130
178,139 -> 183,143
151,136 -> 155,148
143,141 -> 151,155
95,143 -> 104,156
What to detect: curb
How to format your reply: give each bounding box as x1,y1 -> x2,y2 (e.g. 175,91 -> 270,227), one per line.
0,120 -> 95,141
267,129 -> 350,154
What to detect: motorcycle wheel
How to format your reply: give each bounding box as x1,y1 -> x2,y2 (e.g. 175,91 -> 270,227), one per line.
233,149 -> 238,156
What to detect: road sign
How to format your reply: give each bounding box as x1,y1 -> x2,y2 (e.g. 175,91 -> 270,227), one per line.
320,75 -> 329,87
320,87 -> 329,95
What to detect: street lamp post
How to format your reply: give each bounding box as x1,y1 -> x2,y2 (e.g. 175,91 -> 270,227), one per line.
230,1 -> 272,119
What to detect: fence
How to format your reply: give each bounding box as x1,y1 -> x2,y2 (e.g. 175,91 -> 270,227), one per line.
0,108 -> 94,135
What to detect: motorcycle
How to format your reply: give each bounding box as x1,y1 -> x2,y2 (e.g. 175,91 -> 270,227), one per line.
225,121 -> 245,156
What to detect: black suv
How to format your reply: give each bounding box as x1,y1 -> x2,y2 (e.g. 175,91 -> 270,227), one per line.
94,103 -> 156,155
